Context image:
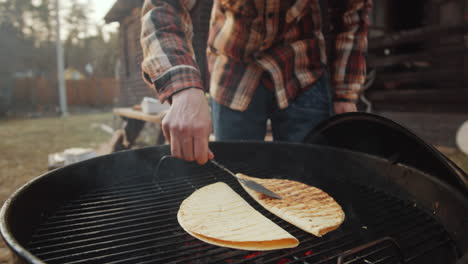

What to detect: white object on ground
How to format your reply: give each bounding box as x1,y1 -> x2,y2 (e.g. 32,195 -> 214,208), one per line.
141,97 -> 169,114
91,123 -> 114,135
99,124 -> 114,135
456,120 -> 468,155
63,148 -> 97,165
48,152 -> 65,167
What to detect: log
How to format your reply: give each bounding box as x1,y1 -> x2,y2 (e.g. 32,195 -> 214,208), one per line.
113,107 -> 166,124
367,89 -> 468,104
368,45 -> 468,68
369,24 -> 468,50
377,70 -> 465,84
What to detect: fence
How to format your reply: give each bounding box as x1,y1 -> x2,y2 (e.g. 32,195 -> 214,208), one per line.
66,79 -> 119,106
11,77 -> 119,110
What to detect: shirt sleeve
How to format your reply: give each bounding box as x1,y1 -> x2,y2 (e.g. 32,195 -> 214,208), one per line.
328,0 -> 372,102
141,0 -> 204,103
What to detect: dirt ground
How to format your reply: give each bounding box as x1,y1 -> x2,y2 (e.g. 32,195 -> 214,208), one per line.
0,113 -> 467,263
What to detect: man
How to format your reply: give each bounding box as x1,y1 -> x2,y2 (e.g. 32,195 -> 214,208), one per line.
141,0 -> 372,164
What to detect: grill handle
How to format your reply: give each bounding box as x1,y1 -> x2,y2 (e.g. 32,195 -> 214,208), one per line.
336,237 -> 404,264
152,155 -> 190,183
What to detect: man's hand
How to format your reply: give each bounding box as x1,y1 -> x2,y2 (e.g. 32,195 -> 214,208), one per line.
333,102 -> 357,114
162,89 -> 214,164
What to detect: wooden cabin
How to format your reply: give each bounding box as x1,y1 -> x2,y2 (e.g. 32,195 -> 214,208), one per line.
105,0 -> 151,107
367,0 -> 468,113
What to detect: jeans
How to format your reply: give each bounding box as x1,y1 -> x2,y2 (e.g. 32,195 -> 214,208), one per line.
211,73 -> 332,142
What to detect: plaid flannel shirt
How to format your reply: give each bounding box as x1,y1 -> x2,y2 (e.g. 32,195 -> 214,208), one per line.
141,0 -> 372,111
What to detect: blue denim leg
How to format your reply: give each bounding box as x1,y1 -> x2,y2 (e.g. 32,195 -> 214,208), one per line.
270,74 -> 332,142
211,86 -> 273,141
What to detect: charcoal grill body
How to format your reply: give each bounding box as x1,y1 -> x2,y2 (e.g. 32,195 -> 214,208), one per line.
1,115 -> 468,264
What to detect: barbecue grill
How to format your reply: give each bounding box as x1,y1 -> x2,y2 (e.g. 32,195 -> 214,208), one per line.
1,113 -> 468,264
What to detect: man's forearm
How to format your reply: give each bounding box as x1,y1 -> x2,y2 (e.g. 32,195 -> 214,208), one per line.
140,0 -> 204,103
328,0 -> 372,102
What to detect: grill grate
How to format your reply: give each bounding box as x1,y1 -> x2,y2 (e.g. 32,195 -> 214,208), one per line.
27,162 -> 454,264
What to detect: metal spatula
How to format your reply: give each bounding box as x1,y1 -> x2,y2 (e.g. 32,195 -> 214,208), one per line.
210,160 -> 282,199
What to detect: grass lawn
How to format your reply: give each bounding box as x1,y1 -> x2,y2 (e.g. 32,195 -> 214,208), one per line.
0,112 -> 466,263
0,112 -> 114,206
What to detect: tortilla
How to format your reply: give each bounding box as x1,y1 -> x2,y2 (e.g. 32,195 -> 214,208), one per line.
237,174 -> 345,237
177,182 -> 299,250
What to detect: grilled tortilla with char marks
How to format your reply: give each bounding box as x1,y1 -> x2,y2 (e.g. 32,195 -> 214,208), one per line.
237,174 -> 345,237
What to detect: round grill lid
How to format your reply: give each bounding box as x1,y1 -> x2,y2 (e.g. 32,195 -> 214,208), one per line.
304,112 -> 468,194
